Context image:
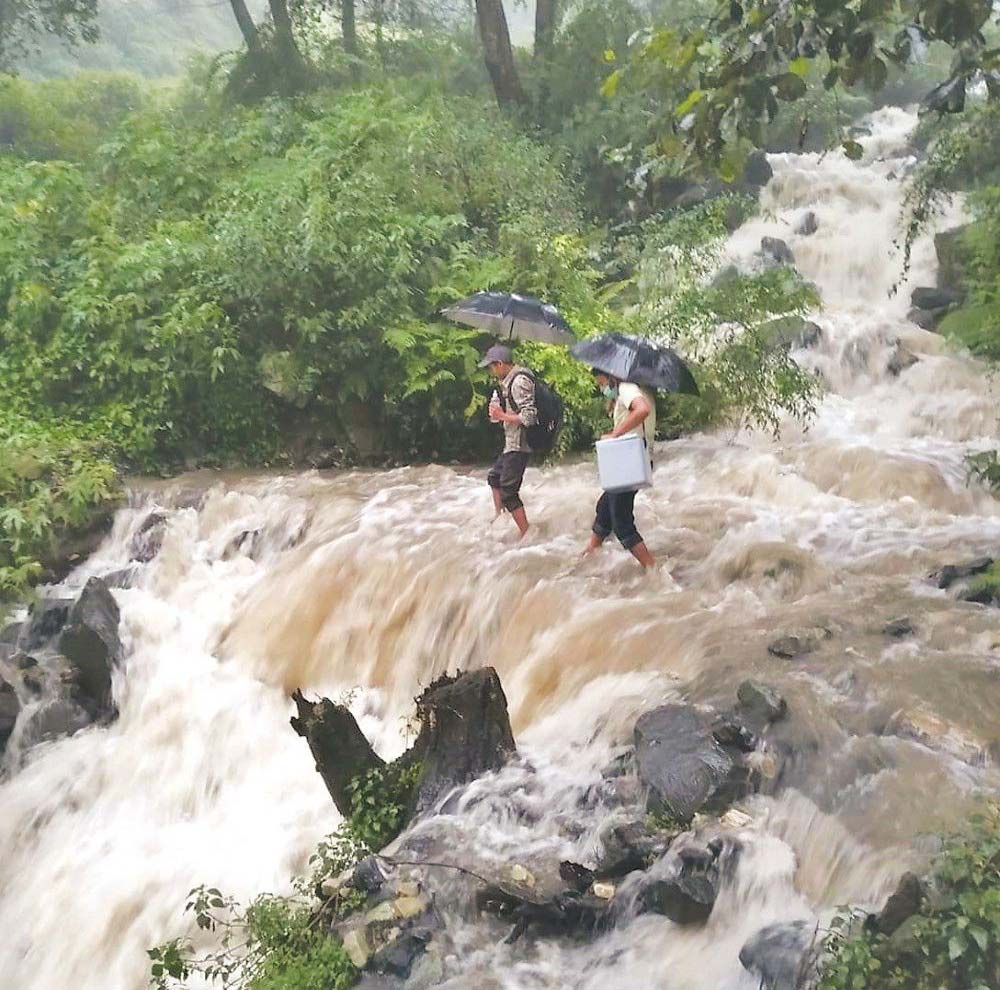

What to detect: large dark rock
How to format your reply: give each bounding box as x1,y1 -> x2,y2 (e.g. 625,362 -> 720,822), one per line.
908,306 -> 946,331
596,819 -> 677,879
911,286 -> 961,312
931,557 -> 993,590
58,577 -> 123,715
475,879 -> 609,941
761,237 -> 795,267
634,704 -> 740,821
129,511 -> 167,563
368,931 -> 431,980
0,677 -> 20,755
640,838 -> 735,926
871,872 -> 923,936
741,151 -> 774,187
739,920 -> 820,990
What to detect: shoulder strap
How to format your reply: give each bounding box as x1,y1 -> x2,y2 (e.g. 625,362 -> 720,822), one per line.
506,369 -> 535,413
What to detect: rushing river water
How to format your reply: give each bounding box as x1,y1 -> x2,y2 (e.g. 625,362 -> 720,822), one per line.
1,106 -> 999,990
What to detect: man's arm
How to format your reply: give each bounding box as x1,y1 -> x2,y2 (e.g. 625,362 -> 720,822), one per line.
608,394 -> 652,438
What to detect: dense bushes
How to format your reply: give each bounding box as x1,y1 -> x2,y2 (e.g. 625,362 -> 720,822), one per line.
821,806 -> 1000,990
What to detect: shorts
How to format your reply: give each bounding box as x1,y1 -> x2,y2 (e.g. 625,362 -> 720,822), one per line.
487,451 -> 530,512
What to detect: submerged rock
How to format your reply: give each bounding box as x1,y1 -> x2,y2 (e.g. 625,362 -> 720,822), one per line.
634,704 -> 742,821
639,837 -> 737,926
739,920 -> 821,990
19,698 -> 92,747
23,596 -> 75,650
886,344 -> 919,377
129,511 -> 167,563
931,557 -> 993,590
795,211 -> 819,236
736,681 -> 787,725
760,236 -> 795,267
596,819 -> 677,879
882,617 -> 915,639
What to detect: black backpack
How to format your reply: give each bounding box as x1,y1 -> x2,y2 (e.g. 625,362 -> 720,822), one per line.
507,370 -> 564,454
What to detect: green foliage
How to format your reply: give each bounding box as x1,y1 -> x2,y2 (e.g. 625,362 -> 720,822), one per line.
607,0 -> 999,172
968,560 -> 1000,596
820,805 -> 1000,990
147,756 -> 428,989
147,886 -> 358,990
0,71 -> 145,160
0,413 -> 119,600
966,450 -> 1000,493
345,762 -> 422,852
621,198 -> 823,435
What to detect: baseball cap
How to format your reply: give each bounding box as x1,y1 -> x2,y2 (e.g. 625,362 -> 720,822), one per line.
477,344 -> 513,368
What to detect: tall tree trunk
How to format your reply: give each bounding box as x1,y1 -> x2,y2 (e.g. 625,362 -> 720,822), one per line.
341,0 -> 357,57
228,0 -> 261,52
268,0 -> 300,60
475,0 -> 526,108
534,0 -> 557,59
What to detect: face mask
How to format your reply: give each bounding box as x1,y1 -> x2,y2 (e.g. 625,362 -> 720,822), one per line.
601,385 -> 617,400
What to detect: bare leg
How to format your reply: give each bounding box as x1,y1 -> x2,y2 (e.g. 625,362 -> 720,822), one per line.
582,532 -> 605,557
629,541 -> 656,570
491,486 -> 503,518
510,506 -> 529,537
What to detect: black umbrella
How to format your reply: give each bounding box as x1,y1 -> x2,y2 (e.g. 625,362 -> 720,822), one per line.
571,332 -> 700,395
441,291 -> 575,345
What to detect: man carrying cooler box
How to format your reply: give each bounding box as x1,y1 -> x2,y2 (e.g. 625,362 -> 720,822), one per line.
581,370 -> 656,570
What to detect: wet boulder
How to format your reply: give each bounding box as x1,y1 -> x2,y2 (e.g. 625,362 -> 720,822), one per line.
761,316 -> 823,351
908,306 -> 946,331
634,704 -> 742,821
596,819 -> 678,879
887,344 -> 919,377
19,698 -> 93,747
870,872 -> 923,936
23,596 -> 75,651
129,511 -> 168,563
58,577 -> 123,716
739,920 -> 821,990
931,557 -> 993,589
0,676 -> 20,755
882,617 -> 915,639
760,237 -> 795,267
737,681 -> 787,726
475,877 -> 610,941
795,211 -> 819,236
639,837 -> 736,926
741,150 -> 774,188
910,286 -> 961,312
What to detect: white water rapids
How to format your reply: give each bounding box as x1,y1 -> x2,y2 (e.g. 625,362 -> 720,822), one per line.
1,106 -> 999,990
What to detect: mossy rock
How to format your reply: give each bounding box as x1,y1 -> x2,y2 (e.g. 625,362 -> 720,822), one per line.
968,561 -> 1000,600
938,304 -> 1000,361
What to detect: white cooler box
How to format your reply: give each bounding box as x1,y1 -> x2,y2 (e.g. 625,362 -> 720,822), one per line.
595,434 -> 652,493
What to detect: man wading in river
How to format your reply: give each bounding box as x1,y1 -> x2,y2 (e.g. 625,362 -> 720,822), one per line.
582,371 -> 657,569
481,344 -> 537,538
